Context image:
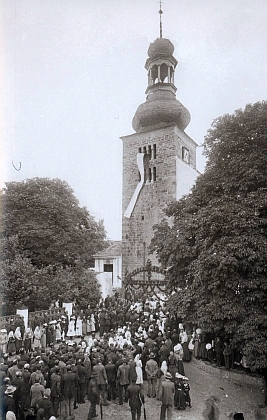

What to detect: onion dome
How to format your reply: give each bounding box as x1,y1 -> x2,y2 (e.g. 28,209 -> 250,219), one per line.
148,38 -> 174,59
132,96 -> 190,133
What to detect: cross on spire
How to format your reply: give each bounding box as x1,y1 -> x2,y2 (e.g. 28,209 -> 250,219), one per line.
159,1 -> 163,38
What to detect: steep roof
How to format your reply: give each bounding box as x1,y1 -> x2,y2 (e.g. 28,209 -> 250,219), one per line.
93,240 -> 122,259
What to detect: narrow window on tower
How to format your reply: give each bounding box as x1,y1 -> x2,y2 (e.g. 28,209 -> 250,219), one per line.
153,144 -> 157,159
153,167 -> 157,182
143,146 -> 147,154
144,168 -> 147,183
182,147 -> 190,164
138,147 -> 142,153
148,167 -> 152,182
148,145 -> 152,159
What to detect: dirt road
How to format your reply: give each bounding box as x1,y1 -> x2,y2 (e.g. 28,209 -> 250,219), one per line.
73,358 -> 266,420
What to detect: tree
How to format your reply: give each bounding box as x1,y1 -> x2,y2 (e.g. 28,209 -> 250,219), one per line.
150,101 -> 267,370
2,178 -> 107,268
1,178 -> 107,313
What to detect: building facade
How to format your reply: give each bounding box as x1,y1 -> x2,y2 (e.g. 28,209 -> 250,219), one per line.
94,241 -> 122,298
121,36 -> 199,278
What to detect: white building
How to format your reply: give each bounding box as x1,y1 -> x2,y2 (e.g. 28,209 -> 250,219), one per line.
93,241 -> 122,298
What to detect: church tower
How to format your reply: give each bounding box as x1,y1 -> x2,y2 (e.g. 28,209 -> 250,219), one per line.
121,7 -> 199,277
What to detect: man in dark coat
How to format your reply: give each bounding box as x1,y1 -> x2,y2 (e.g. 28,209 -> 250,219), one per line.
3,384 -> 16,417
92,358 -> 108,405
50,366 -> 61,417
87,371 -> 100,420
160,372 -> 175,420
77,359 -> 86,403
61,365 -> 77,419
126,376 -> 144,420
105,357 -> 117,401
117,357 -> 130,405
36,388 -> 54,420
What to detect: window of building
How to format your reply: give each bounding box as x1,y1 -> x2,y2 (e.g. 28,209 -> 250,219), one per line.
104,264 -> 113,272
182,147 -> 190,164
153,167 -> 157,182
148,167 -> 152,182
153,144 -> 157,159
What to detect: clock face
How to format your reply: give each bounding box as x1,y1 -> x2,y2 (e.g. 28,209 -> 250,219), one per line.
124,152 -> 145,218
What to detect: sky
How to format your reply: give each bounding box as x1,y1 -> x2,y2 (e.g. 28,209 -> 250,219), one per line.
2,0 -> 267,240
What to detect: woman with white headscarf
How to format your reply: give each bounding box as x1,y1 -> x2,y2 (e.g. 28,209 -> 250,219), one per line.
134,354 -> 143,385
14,326 -> 22,353
33,326 -> 41,350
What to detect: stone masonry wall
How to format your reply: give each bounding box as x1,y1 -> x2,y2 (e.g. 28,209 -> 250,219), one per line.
121,123 -> 198,279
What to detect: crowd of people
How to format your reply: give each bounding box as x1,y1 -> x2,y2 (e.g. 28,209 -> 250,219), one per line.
0,294 -> 250,420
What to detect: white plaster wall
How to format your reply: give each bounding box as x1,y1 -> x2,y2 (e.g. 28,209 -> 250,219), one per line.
176,157 -> 199,200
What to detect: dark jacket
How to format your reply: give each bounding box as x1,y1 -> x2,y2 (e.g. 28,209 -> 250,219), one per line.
36,396 -> 54,420
105,362 -> 116,382
62,372 -> 77,399
126,383 -> 144,408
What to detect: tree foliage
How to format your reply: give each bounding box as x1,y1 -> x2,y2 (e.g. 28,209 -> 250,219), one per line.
1,178 -> 107,313
150,101 -> 267,370
2,178 -> 107,268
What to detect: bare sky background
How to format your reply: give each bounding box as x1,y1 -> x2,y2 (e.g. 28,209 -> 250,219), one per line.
2,0 -> 267,240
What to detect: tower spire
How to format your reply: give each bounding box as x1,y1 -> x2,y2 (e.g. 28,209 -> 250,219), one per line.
159,1 -> 163,38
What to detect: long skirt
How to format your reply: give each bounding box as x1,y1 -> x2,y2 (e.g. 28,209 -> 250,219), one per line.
41,334 -> 46,348
182,342 -> 191,362
7,339 -> 16,354
24,338 -> 31,353
174,389 -> 186,409
177,360 -> 185,376
15,338 -> 22,352
82,321 -> 87,336
193,339 -> 199,357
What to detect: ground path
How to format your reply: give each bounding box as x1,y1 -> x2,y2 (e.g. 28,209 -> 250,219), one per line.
73,357 -> 266,420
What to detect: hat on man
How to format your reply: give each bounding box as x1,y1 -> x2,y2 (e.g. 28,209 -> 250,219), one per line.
165,372 -> 172,380
5,385 -> 16,394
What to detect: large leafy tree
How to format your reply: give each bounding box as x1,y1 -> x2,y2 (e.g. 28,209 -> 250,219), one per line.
1,178 -> 107,313
150,101 -> 267,370
2,178 -> 106,268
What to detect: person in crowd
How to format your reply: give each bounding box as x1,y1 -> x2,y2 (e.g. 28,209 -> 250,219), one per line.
223,342 -> 231,370
30,378 -> 45,410
117,357 -> 130,405
76,358 -> 86,404
160,372 -> 175,420
145,352 -> 158,398
61,365 -> 77,420
3,385 -> 17,417
87,371 -> 100,420
33,327 -> 41,351
7,332 -> 16,356
126,374 -> 145,420
92,358 -> 109,406
36,388 -> 54,420
14,327 -> 22,354
134,354 -> 143,385
23,329 -> 33,354
105,357 -> 117,401
50,366 -> 61,418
